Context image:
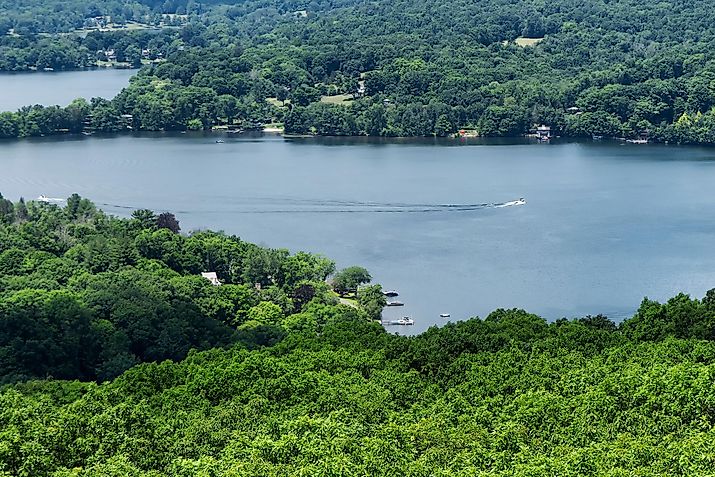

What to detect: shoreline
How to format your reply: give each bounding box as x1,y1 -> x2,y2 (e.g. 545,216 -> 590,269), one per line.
0,65 -> 142,74
0,130 -> 692,147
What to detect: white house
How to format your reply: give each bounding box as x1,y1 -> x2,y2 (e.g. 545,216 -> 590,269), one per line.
201,272 -> 222,286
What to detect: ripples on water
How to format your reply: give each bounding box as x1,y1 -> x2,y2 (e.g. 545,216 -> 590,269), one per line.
98,197 -> 526,214
3,135 -> 715,334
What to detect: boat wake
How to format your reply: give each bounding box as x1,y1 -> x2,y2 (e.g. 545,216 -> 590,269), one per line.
96,197 -> 526,215
221,198 -> 527,214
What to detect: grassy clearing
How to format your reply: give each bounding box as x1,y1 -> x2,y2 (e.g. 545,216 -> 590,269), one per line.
320,94 -> 354,105
514,37 -> 544,47
333,291 -> 359,308
266,97 -> 289,107
263,123 -> 285,132
95,60 -> 132,68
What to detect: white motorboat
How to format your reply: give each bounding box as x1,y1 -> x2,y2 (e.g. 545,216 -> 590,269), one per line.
385,317 -> 413,325
36,195 -> 63,203
496,198 -> 526,208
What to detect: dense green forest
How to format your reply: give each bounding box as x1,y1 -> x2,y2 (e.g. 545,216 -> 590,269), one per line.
6,0 -> 715,141
2,193 -> 715,474
0,193 -> 397,384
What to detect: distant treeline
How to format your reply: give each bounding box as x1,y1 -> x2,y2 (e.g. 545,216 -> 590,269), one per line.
0,29 -> 177,71
5,0 -> 715,143
0,0 -> 191,36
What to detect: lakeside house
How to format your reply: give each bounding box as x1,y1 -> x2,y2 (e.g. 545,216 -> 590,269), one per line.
201,272 -> 222,286
536,125 -> 552,140
119,114 -> 134,129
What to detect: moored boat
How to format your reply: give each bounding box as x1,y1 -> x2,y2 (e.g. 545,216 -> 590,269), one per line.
386,301 -> 404,307
384,290 -> 399,297
386,317 -> 414,325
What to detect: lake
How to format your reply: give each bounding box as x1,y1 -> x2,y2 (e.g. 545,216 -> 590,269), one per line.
2,133 -> 715,334
0,69 -> 136,112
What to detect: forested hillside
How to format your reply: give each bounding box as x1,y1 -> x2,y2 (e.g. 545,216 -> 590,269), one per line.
0,193 -> 386,384
5,0 -> 715,140
4,286 -> 715,474
2,195 -> 715,475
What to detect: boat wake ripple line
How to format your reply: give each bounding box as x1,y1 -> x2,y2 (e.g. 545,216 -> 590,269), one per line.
96,198 -> 525,215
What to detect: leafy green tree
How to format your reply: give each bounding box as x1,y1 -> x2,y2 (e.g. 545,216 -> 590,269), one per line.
65,98 -> 91,133
65,193 -> 95,221
276,87 -> 289,106
124,44 -> 143,68
332,266 -> 372,295
245,301 -> 284,327
0,193 -> 14,224
291,84 -> 321,107
0,112 -> 20,138
434,114 -> 453,136
357,284 -> 386,321
14,198 -> 28,222
131,209 -> 157,230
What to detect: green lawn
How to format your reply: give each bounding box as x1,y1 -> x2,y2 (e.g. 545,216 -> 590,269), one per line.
266,97 -> 289,107
320,94 -> 354,105
514,36 -> 544,47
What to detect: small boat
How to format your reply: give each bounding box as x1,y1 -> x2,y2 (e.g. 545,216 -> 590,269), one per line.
495,198 -> 526,208
215,139 -> 225,144
386,317 -> 414,325
36,195 -> 63,203
386,301 -> 404,307
383,290 -> 399,297
592,135 -> 603,140
439,313 -> 450,318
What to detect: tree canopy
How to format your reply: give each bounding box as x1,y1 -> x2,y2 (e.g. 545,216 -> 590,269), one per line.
0,193 -> 368,383
2,288 -> 715,474
4,0 -> 715,142
2,195 -> 715,474
331,265 -> 371,295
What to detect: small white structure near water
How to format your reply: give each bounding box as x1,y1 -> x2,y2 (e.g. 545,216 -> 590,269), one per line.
536,125 -> 552,139
201,272 -> 222,286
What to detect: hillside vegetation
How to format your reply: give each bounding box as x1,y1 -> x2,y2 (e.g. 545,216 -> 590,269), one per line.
0,193 -> 373,383
2,195 -> 715,475
3,0 -> 715,142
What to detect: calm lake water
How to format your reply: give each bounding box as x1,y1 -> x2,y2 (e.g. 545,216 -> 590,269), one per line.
0,69 -> 136,111
2,133 -> 715,334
